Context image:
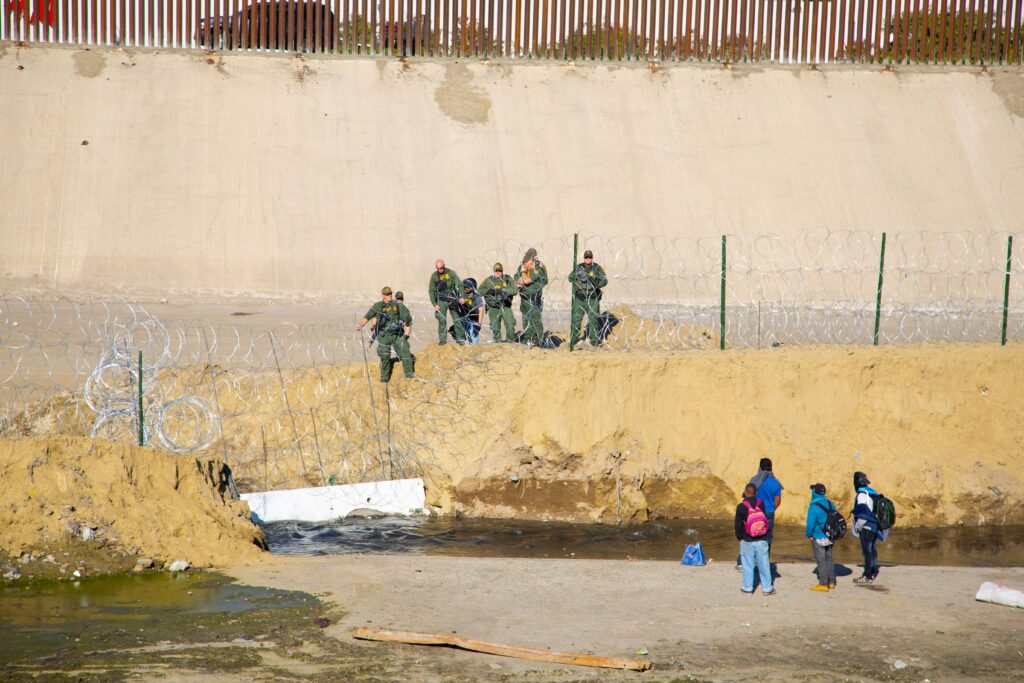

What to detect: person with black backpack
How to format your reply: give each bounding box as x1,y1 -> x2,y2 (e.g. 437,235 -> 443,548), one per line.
806,483 -> 844,592
851,471 -> 894,584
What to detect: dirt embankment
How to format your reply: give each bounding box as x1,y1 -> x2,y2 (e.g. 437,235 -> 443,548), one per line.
10,343 -> 1024,529
430,342 -> 1024,526
0,436 -> 265,579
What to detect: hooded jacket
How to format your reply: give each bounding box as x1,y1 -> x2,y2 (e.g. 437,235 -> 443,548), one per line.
805,490 -> 836,541
852,485 -> 880,534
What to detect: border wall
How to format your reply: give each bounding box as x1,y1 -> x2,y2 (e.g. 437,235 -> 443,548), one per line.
1,44 -> 1023,300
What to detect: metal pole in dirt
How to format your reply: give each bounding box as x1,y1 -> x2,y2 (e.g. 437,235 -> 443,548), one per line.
720,235 -> 727,351
138,351 -> 145,446
358,327 -> 387,473
384,381 -> 395,480
1001,234 -> 1014,346
873,231 -> 887,346
570,233 -> 579,352
269,331 -> 308,480
201,328 -> 231,467
309,407 -> 328,485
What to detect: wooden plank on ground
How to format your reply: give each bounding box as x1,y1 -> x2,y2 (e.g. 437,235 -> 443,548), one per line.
353,628 -> 652,671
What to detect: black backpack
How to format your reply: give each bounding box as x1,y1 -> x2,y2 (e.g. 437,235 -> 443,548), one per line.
814,502 -> 847,542
871,493 -> 897,530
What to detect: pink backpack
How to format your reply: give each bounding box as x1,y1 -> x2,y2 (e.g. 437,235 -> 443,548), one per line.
743,500 -> 770,537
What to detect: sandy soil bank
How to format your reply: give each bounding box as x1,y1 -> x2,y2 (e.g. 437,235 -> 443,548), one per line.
0,436 -> 265,578
224,554 -> 1024,681
12,342 -> 1024,529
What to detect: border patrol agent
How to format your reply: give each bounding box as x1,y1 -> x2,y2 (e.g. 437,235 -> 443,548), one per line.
477,263 -> 517,342
428,259 -> 465,345
568,249 -> 609,347
515,248 -> 549,346
357,287 -> 415,382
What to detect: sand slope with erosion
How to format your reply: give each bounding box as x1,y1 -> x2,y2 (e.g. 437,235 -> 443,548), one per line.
0,436 -> 264,573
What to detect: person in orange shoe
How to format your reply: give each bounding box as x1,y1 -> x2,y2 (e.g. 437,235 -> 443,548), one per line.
806,482 -> 840,591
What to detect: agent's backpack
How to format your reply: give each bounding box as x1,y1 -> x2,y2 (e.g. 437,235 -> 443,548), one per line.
871,493 -> 897,530
743,500 -> 770,538
814,502 -> 847,542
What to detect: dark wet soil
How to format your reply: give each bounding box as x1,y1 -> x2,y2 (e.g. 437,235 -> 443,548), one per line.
262,516 -> 1024,567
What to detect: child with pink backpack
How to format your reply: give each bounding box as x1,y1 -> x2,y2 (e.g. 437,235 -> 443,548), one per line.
735,483 -> 776,595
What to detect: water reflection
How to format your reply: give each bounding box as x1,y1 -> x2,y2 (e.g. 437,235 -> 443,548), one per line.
262,516 -> 1024,567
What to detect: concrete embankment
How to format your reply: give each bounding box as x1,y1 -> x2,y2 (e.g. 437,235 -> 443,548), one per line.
1,44 -> 1023,299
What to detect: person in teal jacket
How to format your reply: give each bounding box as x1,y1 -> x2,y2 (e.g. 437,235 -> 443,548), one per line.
806,483 -> 837,591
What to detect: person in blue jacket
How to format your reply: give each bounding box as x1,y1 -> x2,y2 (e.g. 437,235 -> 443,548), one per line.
851,470 -> 884,584
736,457 -> 784,570
806,482 -> 837,592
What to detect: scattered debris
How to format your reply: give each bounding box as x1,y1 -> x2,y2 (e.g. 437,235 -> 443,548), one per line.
167,560 -> 190,573
315,617 -> 330,628
892,659 -> 908,670
353,627 -> 651,671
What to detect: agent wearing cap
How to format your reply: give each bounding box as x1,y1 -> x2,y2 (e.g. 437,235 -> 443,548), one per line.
514,248 -> 549,346
806,482 -> 838,591
568,249 -> 609,348
477,262 -> 518,342
357,287 -> 415,382
428,259 -> 466,345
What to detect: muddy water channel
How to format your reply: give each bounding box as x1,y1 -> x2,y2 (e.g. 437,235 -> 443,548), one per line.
0,572 -> 318,671
263,516 -> 1024,567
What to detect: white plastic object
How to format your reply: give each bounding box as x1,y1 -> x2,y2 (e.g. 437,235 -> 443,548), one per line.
975,581 -> 1024,608
241,478 -> 427,524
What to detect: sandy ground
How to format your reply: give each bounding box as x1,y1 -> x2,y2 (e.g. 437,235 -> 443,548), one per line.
0,436 -> 264,575
220,554 -> 1024,682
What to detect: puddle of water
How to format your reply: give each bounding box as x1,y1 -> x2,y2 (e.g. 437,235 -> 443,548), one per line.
0,571 -> 316,666
262,516 -> 1024,568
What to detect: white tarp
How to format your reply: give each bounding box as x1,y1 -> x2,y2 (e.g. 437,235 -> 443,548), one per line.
241,478 -> 427,523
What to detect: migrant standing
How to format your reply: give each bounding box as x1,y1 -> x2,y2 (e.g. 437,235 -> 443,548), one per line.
851,471 -> 887,583
457,278 -> 485,344
515,248 -> 549,346
735,483 -> 775,595
736,457 -> 784,570
356,287 -> 415,382
806,483 -> 840,591
568,249 -> 609,348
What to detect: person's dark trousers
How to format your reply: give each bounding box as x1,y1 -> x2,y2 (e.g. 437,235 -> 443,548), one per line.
811,541 -> 836,585
860,528 -> 879,579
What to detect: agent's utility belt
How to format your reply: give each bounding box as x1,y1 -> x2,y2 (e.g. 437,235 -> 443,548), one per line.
379,321 -> 406,336
485,295 -> 513,309
520,291 -> 542,305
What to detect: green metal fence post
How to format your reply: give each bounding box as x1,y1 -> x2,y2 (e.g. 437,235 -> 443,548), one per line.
138,351 -> 145,446
720,235 -> 727,351
873,232 -> 887,346
1001,235 -> 1014,346
570,233 -> 579,352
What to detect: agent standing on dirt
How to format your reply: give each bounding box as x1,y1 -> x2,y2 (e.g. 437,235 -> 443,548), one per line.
736,457 -> 784,570
851,471 -> 884,584
478,263 -> 517,342
428,259 -> 465,345
515,248 -> 548,346
735,483 -> 775,596
568,250 -> 609,348
356,287 -> 415,382
806,483 -> 838,591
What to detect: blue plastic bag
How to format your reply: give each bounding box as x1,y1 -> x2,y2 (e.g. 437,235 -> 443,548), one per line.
680,542 -> 707,566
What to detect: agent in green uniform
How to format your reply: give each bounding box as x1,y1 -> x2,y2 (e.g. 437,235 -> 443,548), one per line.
356,287 -> 415,382
428,259 -> 465,345
568,249 -> 609,347
477,262 -> 517,342
515,248 -> 549,346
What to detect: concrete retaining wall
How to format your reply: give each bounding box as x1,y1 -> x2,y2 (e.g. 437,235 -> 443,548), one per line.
1,43 -> 1022,300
